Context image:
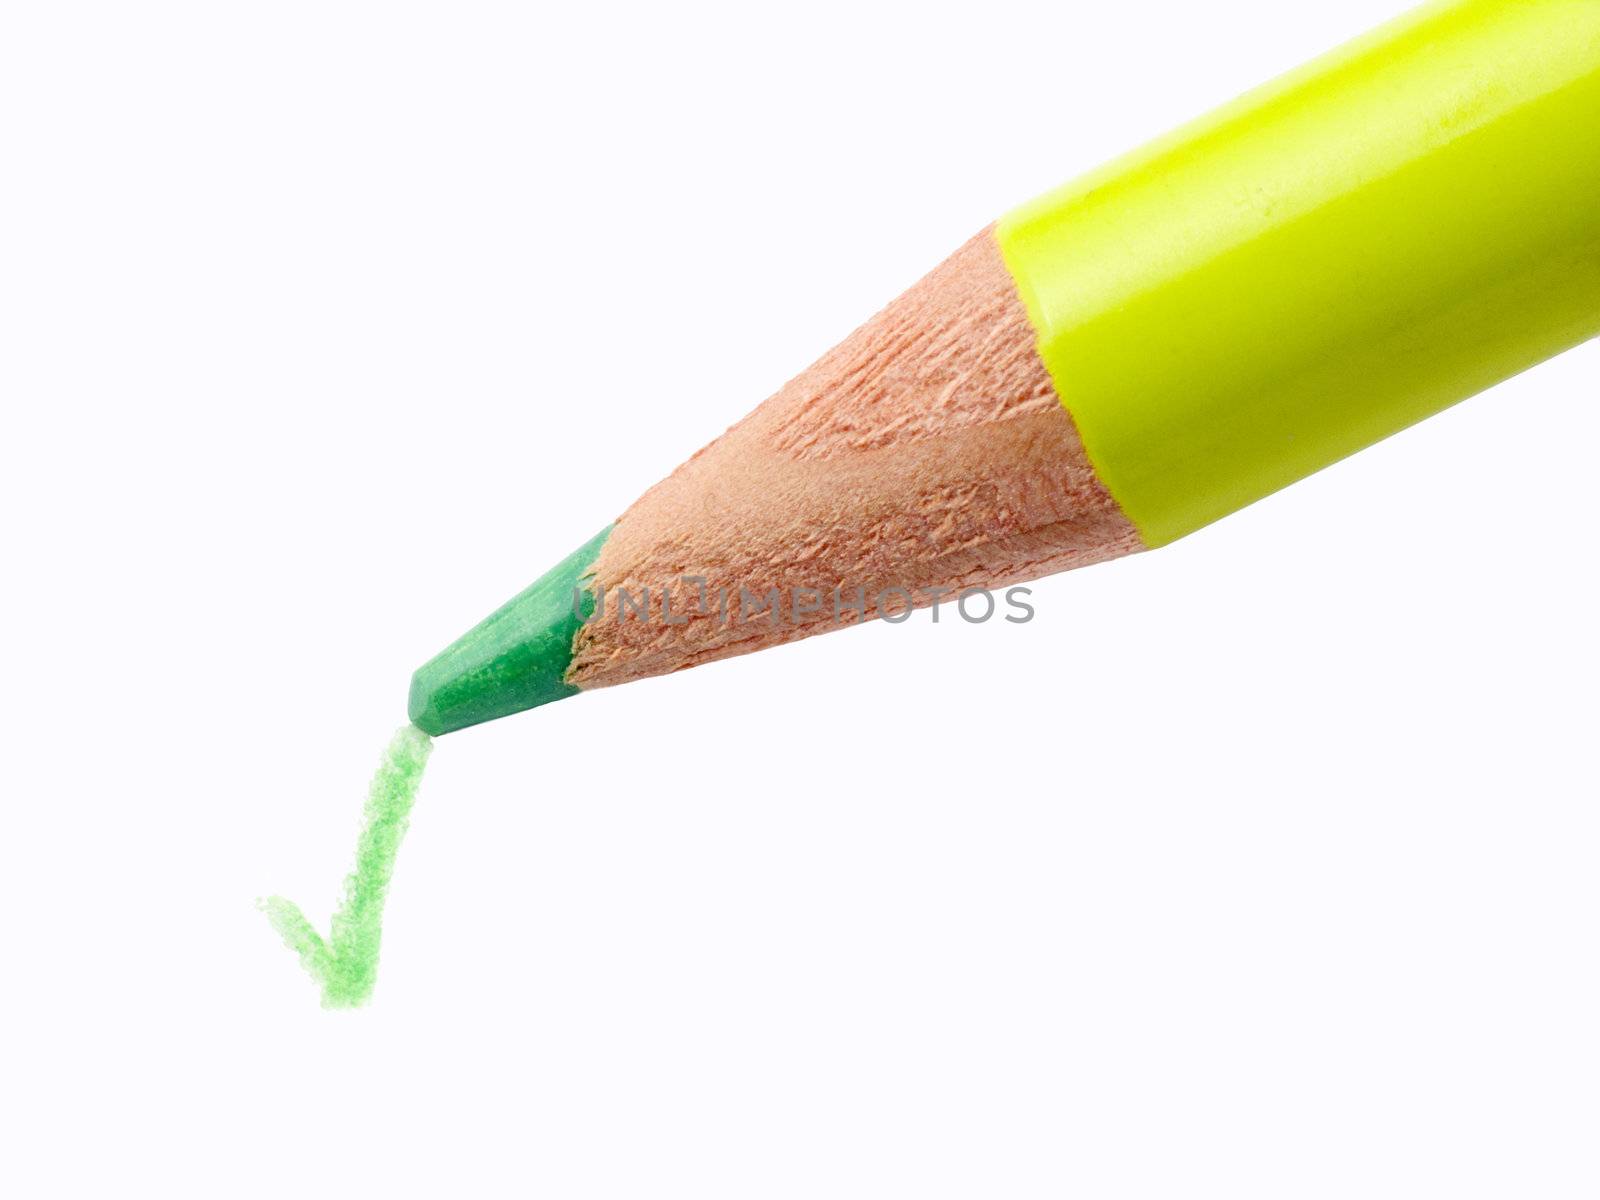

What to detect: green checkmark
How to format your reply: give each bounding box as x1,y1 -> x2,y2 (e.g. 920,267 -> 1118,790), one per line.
260,724 -> 433,1008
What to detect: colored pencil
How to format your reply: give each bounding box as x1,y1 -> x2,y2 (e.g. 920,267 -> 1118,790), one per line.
409,0 -> 1600,736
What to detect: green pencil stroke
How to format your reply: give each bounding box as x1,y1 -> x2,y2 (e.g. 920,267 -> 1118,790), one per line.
260,724 -> 433,1008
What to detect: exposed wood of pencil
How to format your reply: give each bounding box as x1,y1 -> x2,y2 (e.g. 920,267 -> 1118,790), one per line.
569,227 -> 1143,692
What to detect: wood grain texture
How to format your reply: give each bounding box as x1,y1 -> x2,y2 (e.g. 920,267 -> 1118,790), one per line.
569,227 -> 1142,692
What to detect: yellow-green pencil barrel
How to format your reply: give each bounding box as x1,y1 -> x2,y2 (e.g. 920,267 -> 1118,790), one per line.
998,0 -> 1600,547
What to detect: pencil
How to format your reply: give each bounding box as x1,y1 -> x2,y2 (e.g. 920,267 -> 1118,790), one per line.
409,0 -> 1600,736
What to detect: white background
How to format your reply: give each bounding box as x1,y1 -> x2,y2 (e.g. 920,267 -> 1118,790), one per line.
3,1 -> 1596,1196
